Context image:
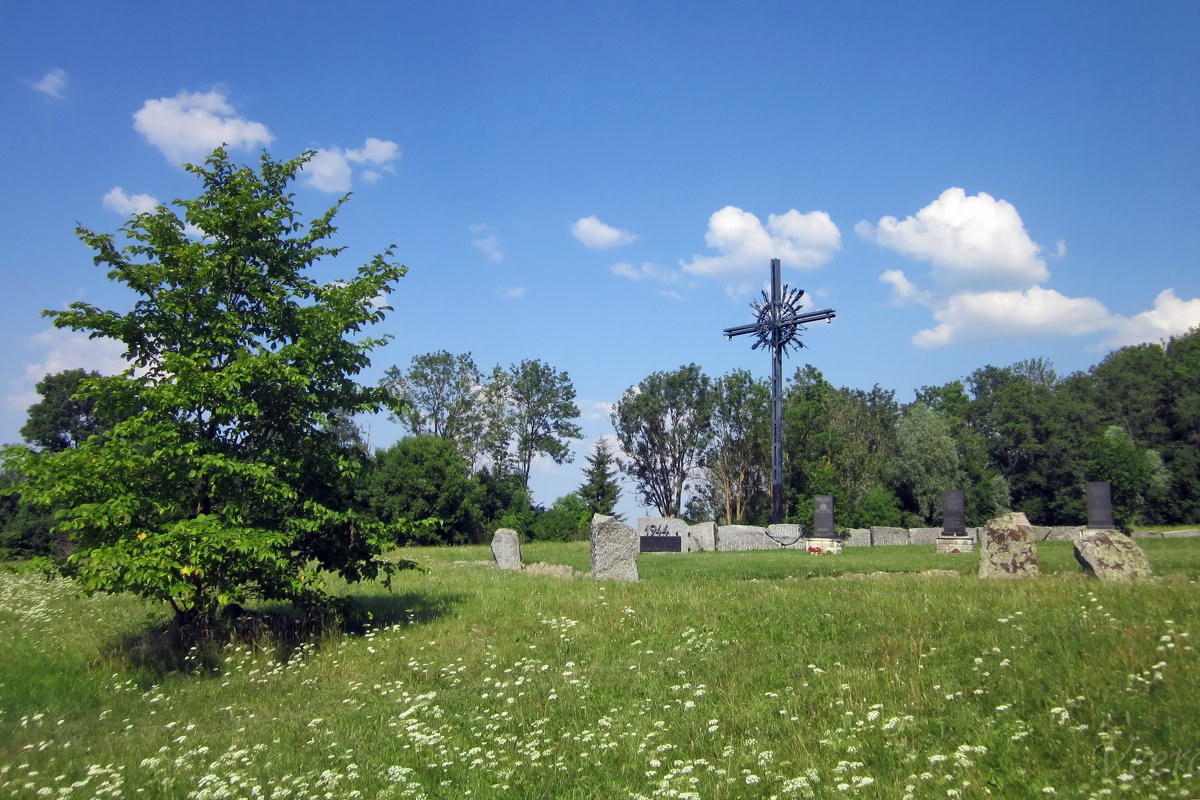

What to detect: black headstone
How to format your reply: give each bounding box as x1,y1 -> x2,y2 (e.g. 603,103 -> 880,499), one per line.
640,536 -> 682,553
942,490 -> 967,536
813,496 -> 835,537
1086,481 -> 1114,529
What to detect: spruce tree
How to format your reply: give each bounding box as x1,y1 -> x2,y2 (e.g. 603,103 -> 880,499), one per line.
579,438 -> 621,517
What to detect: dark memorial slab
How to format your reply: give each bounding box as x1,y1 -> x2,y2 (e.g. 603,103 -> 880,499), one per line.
942,490 -> 967,536
640,535 -> 682,553
813,495 -> 835,537
1087,481 -> 1114,529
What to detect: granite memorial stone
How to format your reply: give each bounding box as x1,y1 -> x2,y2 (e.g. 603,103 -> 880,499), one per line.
1087,481 -> 1115,529
491,528 -> 522,570
590,515 -> 639,581
979,512 -> 1040,579
1074,530 -> 1153,581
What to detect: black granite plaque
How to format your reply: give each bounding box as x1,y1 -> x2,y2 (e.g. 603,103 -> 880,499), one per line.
1086,481 -> 1114,529
640,536 -> 682,553
813,495 -> 835,537
942,490 -> 967,536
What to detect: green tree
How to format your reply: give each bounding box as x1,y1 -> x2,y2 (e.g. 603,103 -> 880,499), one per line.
893,404 -> 965,525
578,438 -> 621,517
365,436 -> 481,544
613,364 -> 714,517
20,369 -> 118,452
531,492 -> 590,541
507,359 -> 583,489
7,149 -> 413,627
379,351 -> 491,468
702,369 -> 769,524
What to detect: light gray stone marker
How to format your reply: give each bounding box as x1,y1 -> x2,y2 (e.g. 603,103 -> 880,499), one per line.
1074,530 -> 1153,581
871,527 -> 910,546
767,523 -> 805,548
979,512 -> 1040,579
687,522 -> 716,552
491,528 -> 522,570
590,514 -> 639,581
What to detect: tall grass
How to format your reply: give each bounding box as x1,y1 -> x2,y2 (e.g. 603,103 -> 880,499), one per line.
2,541 -> 1197,798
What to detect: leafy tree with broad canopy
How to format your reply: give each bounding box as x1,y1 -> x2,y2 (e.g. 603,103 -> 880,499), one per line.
7,148 -> 415,628
613,364 -> 714,517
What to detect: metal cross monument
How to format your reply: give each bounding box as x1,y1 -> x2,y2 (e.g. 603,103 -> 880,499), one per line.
723,258 -> 836,524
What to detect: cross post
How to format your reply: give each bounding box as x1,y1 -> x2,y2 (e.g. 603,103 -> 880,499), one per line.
723,258 -> 835,524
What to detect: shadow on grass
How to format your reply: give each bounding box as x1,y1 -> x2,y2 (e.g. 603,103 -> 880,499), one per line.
106,590 -> 466,686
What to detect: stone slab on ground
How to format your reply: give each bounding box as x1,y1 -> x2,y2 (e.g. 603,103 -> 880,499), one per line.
490,528 -> 522,570
590,515 -> 639,581
979,512 -> 1039,579
871,527 -> 910,546
716,525 -> 778,551
1074,530 -> 1154,581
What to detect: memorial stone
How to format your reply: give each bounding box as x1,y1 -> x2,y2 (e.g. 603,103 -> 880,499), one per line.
491,528 -> 523,570
1074,530 -> 1153,581
590,515 -> 639,581
1087,481 -> 1115,529
909,528 -> 940,545
979,512 -> 1039,579
637,517 -> 687,553
813,496 -> 835,537
942,490 -> 967,536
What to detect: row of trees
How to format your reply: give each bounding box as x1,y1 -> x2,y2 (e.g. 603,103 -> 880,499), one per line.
612,331 -> 1200,531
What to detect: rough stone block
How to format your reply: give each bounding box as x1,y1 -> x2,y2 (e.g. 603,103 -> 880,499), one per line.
909,528 -> 940,545
716,525 -> 777,551
686,522 -> 716,552
1074,530 -> 1153,581
590,515 -> 639,581
871,526 -> 910,546
936,536 -> 974,554
845,529 -> 871,547
491,528 -> 522,570
637,517 -> 689,537
767,524 -> 804,547
979,512 -> 1039,579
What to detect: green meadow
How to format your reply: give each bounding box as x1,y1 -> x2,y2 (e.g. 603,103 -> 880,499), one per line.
2,541 -> 1198,799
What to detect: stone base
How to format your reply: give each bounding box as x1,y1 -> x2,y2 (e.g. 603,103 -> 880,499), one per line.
936,536 -> 974,554
805,537 -> 842,554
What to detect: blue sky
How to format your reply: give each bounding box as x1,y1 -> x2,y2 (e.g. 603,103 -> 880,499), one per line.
3,1 -> 1199,519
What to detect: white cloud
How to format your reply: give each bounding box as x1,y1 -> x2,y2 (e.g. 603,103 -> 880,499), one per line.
470,223 -> 504,262
583,400 -> 615,422
912,287 -> 1115,348
879,269 -> 932,307
1106,289 -> 1200,347
610,261 -> 680,284
856,187 -> 1049,290
32,68 -> 68,99
303,149 -> 354,192
571,216 -> 637,249
501,287 -> 526,300
8,328 -> 128,412
133,90 -> 274,164
302,137 -> 401,193
103,186 -> 159,216
681,206 -> 841,280
660,290 -> 683,301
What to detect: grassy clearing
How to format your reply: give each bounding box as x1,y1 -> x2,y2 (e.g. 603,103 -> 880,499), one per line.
2,542 -> 1198,799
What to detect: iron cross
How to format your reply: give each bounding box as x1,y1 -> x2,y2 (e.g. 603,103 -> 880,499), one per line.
723,258 -> 836,524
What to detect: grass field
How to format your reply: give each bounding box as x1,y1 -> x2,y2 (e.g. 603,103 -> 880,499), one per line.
2,540 -> 1197,799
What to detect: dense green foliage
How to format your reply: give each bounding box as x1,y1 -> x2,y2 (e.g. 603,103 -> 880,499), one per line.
365,436 -> 480,545
6,149 -> 415,625
617,328 -> 1200,528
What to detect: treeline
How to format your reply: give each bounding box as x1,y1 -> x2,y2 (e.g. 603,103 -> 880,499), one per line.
1,353 -> 621,556
629,327 -> 1199,530
4,329 -> 1198,555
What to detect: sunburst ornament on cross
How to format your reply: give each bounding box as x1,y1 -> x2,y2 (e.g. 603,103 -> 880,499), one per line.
723,258 -> 836,524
